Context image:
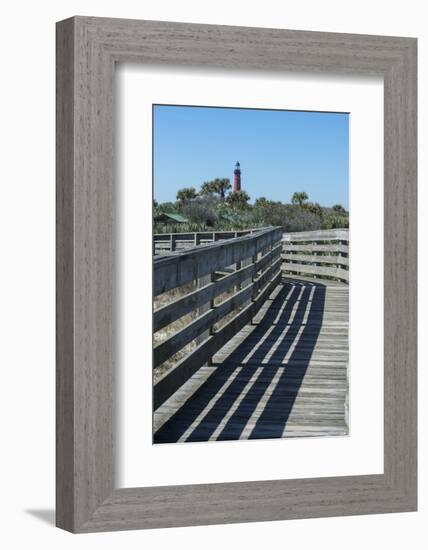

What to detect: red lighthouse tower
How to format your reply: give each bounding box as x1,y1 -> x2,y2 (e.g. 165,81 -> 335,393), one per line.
233,161 -> 241,192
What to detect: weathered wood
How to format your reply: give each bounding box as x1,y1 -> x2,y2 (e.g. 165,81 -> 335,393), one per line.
282,229 -> 349,283
153,228 -> 348,409
252,270 -> 282,316
195,270 -> 212,348
154,263 -> 254,332
154,244 -> 281,332
153,229 -> 282,407
56,18 -> 75,532
57,15 -> 416,533
283,242 -> 349,254
283,229 -> 349,242
281,252 -> 349,267
155,253 -> 283,367
282,262 -> 349,282
154,228 -> 268,255
154,284 -> 255,367
154,276 -> 349,442
154,301 -> 255,409
258,243 -> 282,271
254,258 -> 282,292
154,227 -> 282,295
153,272 -> 282,408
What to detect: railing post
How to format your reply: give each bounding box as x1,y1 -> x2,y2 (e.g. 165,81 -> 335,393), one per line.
170,234 -> 177,252
153,227 -> 291,408
251,253 -> 258,300
196,269 -> 213,365
207,273 -> 217,366
250,249 -> 262,326
235,259 -> 242,292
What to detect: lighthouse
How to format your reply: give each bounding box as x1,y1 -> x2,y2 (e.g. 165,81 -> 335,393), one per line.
233,161 -> 241,192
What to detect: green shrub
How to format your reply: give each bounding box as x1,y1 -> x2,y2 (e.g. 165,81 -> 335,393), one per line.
181,195 -> 219,226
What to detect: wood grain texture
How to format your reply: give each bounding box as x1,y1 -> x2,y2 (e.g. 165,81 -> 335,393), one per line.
56,16 -> 417,532
154,227 -> 282,295
154,229 -> 257,255
281,229 -> 349,282
154,277 -> 349,443
152,230 -> 282,402
154,262 -> 252,331
56,17 -> 75,532
282,253 -> 349,266
154,261 -> 282,406
153,245 -> 280,332
282,262 -> 349,282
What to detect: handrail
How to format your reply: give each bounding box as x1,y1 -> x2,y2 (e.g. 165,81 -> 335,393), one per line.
153,227 -> 272,255
153,227 -> 282,409
154,246 -> 278,332
154,226 -> 283,296
282,229 -> 349,283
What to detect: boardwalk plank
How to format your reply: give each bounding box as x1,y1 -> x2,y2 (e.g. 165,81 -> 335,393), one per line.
154,276 -> 349,443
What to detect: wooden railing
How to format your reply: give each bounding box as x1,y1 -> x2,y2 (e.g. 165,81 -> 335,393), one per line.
153,227 -> 283,409
153,228 -> 269,255
282,229 -> 349,283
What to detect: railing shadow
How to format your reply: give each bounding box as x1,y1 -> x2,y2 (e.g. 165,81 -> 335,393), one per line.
154,277 -> 326,443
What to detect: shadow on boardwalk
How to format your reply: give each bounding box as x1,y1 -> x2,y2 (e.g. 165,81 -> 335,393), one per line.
154,278 -> 332,444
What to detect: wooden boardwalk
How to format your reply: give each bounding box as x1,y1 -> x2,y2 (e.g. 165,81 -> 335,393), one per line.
154,275 -> 349,443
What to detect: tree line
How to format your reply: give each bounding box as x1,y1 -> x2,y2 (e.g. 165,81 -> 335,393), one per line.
175,178 -> 250,208
154,178 -> 349,233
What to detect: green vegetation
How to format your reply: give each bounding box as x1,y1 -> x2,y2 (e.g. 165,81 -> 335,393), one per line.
291,191 -> 309,206
176,186 -> 198,203
200,178 -> 231,200
154,180 -> 348,234
226,190 -> 251,209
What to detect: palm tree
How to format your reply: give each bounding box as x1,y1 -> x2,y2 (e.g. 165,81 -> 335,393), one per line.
254,196 -> 269,208
176,187 -> 198,203
200,178 -> 231,200
332,204 -> 346,214
226,190 -> 250,209
291,191 -> 309,206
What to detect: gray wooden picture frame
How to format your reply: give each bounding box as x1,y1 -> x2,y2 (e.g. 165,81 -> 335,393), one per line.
56,16 -> 417,533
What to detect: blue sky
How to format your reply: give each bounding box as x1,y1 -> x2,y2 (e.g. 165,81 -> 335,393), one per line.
153,105 -> 349,209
